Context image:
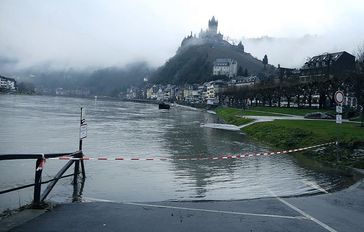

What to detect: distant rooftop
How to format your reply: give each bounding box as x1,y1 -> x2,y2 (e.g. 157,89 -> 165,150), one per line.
214,58 -> 236,66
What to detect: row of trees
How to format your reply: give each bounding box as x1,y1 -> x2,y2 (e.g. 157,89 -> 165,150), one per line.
221,62 -> 364,113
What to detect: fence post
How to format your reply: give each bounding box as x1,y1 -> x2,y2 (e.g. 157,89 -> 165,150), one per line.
73,158 -> 80,185
32,158 -> 44,208
79,107 -> 86,178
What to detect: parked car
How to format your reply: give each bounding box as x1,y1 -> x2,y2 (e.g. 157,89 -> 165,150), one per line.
304,112 -> 335,119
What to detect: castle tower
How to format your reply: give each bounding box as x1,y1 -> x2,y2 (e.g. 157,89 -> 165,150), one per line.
208,16 -> 218,34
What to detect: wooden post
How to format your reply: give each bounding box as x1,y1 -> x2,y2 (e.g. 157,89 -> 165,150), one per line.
33,158 -> 43,208
79,107 -> 86,178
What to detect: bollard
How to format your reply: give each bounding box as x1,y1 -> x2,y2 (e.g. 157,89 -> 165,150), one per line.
32,158 -> 44,208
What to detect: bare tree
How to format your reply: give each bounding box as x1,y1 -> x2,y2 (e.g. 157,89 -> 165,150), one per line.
355,43 -> 364,126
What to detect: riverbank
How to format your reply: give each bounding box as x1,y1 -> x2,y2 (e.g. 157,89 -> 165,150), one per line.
4,178 -> 364,232
215,107 -> 364,169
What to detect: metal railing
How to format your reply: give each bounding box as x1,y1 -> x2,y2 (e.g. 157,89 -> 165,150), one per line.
0,151 -> 86,208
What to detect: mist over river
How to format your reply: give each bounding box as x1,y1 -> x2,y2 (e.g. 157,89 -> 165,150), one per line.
0,95 -> 352,212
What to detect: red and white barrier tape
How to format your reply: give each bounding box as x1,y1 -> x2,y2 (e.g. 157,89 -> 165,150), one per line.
48,142 -> 335,161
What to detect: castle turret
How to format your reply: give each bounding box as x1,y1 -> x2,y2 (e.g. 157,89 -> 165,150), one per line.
208,16 -> 218,34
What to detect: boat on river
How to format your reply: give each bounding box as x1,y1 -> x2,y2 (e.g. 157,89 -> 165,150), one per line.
159,102 -> 170,110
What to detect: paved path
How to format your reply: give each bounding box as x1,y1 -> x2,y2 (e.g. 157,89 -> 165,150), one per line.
238,115 -> 303,129
237,115 -> 360,129
6,178 -> 364,232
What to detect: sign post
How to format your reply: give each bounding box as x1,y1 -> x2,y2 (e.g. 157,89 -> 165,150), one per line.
78,107 -> 87,179
334,91 -> 344,162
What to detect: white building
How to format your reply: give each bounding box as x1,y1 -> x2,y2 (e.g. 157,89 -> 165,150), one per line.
0,76 -> 16,91
147,85 -> 159,99
206,80 -> 227,105
229,76 -> 257,87
213,59 -> 238,78
163,85 -> 176,101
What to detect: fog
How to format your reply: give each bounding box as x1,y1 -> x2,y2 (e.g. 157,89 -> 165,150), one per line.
242,33 -> 364,68
1,0 -> 364,73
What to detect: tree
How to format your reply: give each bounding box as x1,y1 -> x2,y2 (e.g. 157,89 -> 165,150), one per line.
355,43 -> 364,126
357,43 -> 364,66
237,66 -> 244,76
263,54 -> 268,67
238,41 -> 244,52
244,68 -> 249,77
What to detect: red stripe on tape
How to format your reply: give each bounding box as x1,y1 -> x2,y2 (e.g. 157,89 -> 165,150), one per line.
48,142 -> 335,162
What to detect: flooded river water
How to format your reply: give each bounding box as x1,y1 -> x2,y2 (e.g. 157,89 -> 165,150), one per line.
0,95 -> 352,212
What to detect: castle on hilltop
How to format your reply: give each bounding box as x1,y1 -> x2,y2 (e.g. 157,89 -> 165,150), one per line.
180,16 -> 226,48
199,16 -> 223,40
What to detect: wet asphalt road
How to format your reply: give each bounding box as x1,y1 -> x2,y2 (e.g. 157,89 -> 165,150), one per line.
7,179 -> 364,232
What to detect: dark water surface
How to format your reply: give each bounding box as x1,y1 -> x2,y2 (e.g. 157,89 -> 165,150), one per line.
0,95 -> 350,212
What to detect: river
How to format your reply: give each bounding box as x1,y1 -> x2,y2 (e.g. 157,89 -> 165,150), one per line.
0,95 -> 351,212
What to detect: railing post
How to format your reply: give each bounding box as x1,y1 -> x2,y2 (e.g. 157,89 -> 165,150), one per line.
73,158 -> 80,185
79,107 -> 86,178
33,158 -> 44,208
79,141 -> 86,178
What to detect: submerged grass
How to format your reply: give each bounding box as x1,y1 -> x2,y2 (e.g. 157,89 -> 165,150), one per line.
242,120 -> 364,149
242,120 -> 364,168
215,107 -> 254,126
215,107 -> 364,168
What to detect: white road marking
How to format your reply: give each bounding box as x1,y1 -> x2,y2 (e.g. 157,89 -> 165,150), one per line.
268,189 -> 337,232
122,202 -> 307,220
82,197 -> 116,202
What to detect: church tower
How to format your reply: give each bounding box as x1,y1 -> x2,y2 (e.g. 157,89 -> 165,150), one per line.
208,16 -> 218,34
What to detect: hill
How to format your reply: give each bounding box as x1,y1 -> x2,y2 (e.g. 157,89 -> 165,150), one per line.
151,39 -> 272,84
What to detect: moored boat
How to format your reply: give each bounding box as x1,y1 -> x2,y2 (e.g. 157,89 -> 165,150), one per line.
159,102 -> 170,110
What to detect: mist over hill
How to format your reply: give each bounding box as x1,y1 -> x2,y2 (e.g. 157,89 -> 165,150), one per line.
12,61 -> 153,96
85,62 -> 152,96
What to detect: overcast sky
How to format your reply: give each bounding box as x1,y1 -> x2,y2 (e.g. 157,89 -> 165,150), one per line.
1,0 -> 364,71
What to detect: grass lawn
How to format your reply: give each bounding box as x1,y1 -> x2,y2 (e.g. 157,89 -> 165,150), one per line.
249,106 -> 335,116
243,110 -> 287,116
216,107 -> 287,117
242,120 -> 364,149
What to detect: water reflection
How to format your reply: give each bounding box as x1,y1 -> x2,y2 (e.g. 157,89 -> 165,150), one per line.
72,177 -> 85,202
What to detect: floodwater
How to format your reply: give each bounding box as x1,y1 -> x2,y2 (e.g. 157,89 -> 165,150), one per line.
0,95 -> 353,212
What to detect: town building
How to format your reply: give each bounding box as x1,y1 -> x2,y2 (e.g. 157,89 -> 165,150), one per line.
126,87 -> 143,100
276,66 -> 300,79
183,84 -> 202,103
175,87 -> 184,101
147,85 -> 160,100
213,58 -> 238,78
0,76 -> 16,91
206,80 -> 227,105
301,51 -> 355,77
163,85 -> 177,101
229,76 -> 257,87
